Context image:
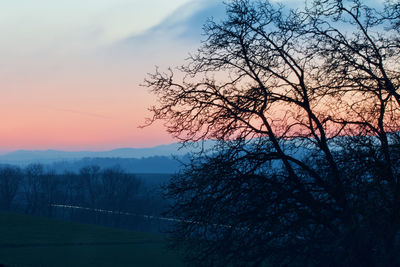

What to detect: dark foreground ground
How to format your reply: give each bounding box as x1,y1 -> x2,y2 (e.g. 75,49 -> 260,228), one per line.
0,211 -> 184,267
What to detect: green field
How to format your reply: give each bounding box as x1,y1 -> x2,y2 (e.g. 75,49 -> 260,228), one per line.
0,211 -> 184,267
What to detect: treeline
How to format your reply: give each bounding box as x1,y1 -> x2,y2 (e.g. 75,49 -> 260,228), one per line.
47,156 -> 183,174
0,164 -> 168,232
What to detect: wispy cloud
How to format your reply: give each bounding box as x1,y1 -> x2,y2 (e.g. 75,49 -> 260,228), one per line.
120,0 -> 226,44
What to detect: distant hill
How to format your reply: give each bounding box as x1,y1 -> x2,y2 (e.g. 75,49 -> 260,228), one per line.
0,142 -> 196,166
47,156 -> 185,174
0,141 -> 219,173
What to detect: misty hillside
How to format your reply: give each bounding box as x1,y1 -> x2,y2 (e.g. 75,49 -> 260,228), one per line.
47,156 -> 184,175
0,143 -> 191,165
0,141 -> 217,166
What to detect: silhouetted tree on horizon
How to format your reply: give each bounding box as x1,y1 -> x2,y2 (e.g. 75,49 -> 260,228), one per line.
23,164 -> 44,214
0,166 -> 22,210
145,0 -> 400,266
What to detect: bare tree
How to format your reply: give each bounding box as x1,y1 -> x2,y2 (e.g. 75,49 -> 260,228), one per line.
23,164 -> 44,214
79,165 -> 102,208
145,0 -> 400,266
99,166 -> 141,213
39,170 -> 60,217
0,166 -> 22,210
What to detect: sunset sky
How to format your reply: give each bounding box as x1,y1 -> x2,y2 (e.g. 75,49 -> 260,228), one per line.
0,0 -> 383,153
0,0 -> 225,152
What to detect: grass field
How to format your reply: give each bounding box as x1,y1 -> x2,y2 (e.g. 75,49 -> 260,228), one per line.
0,211 -> 185,267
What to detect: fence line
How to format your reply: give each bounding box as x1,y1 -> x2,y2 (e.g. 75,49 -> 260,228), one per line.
51,203 -> 232,229
51,203 -> 181,223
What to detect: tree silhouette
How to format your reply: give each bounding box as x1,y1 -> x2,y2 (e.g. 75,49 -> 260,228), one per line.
0,166 -> 22,210
23,164 -> 44,214
145,0 -> 400,266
